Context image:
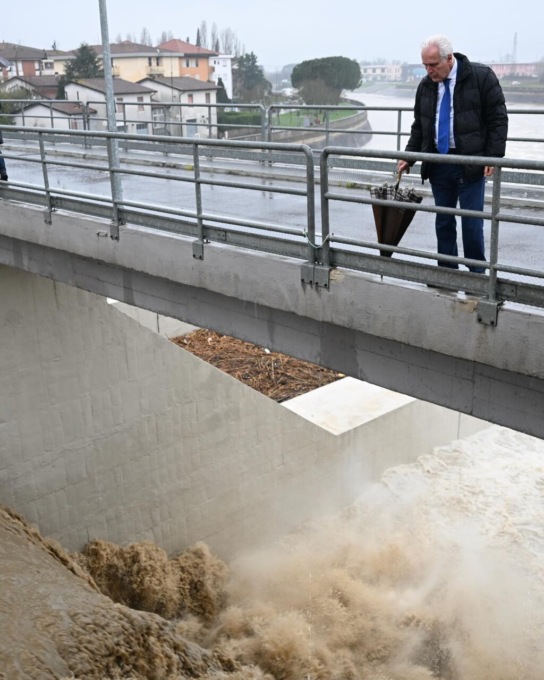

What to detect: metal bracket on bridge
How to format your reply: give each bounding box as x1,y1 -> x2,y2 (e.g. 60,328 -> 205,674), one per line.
43,207 -> 55,225
477,299 -> 502,327
301,263 -> 331,288
193,240 -> 205,260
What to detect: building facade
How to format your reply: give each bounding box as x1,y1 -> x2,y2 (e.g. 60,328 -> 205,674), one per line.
138,76 -> 218,137
0,42 -> 60,81
64,78 -> 156,133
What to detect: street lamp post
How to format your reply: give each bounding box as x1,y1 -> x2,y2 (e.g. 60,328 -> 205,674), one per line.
98,0 -> 123,239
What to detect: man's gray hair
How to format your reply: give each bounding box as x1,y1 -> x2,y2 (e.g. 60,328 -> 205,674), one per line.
421,35 -> 453,58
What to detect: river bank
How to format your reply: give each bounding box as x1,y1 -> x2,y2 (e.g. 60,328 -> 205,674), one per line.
355,82 -> 544,105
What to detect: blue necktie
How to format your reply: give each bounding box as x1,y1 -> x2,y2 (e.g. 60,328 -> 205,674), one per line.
437,78 -> 450,153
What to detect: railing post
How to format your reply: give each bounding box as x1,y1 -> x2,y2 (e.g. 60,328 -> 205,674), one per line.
37,131 -> 54,224
267,106 -> 273,142
487,167 -> 502,302
260,104 -> 267,143
192,142 -> 205,260
301,147 -> 331,288
396,110 -> 403,151
320,150 -> 331,270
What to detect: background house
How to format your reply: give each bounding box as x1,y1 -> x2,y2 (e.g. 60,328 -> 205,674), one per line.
138,76 -> 218,137
0,42 -> 62,81
64,78 -> 156,133
209,55 -> 234,99
54,39 -> 225,87
57,41 -> 180,83
360,63 -> 403,82
157,39 -> 217,83
13,101 -> 95,130
0,75 -> 60,99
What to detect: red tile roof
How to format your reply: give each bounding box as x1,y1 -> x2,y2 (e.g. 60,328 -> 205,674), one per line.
158,39 -> 218,57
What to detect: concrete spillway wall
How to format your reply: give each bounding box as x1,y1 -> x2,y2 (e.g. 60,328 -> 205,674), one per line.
0,266 -> 487,559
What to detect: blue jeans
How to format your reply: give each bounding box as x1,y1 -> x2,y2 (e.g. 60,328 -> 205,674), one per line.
429,162 -> 486,273
0,151 -> 6,178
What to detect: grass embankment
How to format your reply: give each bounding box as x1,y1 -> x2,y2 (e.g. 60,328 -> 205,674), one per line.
272,104 -> 360,128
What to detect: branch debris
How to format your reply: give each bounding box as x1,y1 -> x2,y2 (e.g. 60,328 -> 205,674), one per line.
171,329 -> 343,402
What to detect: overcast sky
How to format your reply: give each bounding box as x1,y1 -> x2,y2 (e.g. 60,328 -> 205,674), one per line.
5,0 -> 542,71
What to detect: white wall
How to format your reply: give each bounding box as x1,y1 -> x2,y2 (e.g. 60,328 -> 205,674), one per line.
14,106 -> 83,130
0,266 -> 489,559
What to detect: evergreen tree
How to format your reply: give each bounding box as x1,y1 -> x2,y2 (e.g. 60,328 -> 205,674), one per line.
233,52 -> 272,102
216,77 -> 230,104
291,56 -> 361,104
56,75 -> 67,100
64,43 -> 103,81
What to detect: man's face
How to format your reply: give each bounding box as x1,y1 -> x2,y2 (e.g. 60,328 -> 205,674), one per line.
421,46 -> 453,82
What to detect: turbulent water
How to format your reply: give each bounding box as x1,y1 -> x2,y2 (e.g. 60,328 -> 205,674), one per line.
2,424 -> 544,678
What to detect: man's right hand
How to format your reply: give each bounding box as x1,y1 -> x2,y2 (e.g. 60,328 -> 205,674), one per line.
397,160 -> 410,174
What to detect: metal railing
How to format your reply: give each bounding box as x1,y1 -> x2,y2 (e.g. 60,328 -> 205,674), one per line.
1,125 -> 544,322
321,147 -> 544,317
3,98 -> 544,154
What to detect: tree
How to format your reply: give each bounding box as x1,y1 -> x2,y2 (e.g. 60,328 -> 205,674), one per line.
199,20 -> 208,48
297,80 -> 340,105
210,23 -> 218,53
0,87 -> 30,124
291,56 -> 362,104
140,27 -> 152,46
56,76 -> 67,100
157,30 -> 173,45
233,52 -> 272,103
196,28 -> 201,47
64,43 -> 103,81
216,77 -> 230,104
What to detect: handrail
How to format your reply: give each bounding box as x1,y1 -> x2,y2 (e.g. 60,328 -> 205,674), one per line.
2,99 -> 544,151
321,145 -> 544,308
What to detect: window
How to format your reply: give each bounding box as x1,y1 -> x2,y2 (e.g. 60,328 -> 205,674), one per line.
137,96 -> 144,111
136,123 -> 148,132
187,94 -> 194,104
185,59 -> 190,68
205,93 -> 211,103
116,97 -> 124,113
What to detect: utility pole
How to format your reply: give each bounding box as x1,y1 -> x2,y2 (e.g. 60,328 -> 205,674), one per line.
512,32 -> 518,76
98,0 -> 123,239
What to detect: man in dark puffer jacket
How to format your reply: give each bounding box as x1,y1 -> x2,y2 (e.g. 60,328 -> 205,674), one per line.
398,35 -> 508,273
0,129 -> 7,181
